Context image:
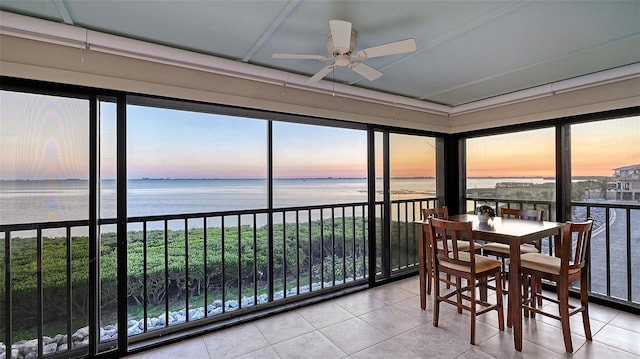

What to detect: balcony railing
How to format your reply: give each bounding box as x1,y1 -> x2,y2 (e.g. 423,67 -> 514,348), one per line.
1,202 -> 372,358
571,201 -> 639,305
384,197 -> 439,276
466,197 -> 640,308
2,196 -> 636,358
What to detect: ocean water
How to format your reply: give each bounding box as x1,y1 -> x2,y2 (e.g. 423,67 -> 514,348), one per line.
0,177 -> 561,227
2,177 -> 441,226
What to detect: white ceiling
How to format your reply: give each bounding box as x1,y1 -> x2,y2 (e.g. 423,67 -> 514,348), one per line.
1,0 -> 639,107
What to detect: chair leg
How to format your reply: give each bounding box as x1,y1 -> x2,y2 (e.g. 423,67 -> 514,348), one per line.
506,301 -> 512,328
495,273 -> 505,331
501,259 -> 507,291
433,269 -> 440,328
522,274 -> 530,318
581,275 -> 592,340
470,277 -> 477,345
426,246 -> 433,296
532,276 -> 540,318
558,280 -> 573,353
456,276 -> 463,314
535,277 -> 543,307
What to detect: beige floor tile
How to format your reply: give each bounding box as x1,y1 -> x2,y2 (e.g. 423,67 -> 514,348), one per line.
119,277 -> 639,359
201,323 -> 269,358
593,324 -> 640,356
350,338 -> 421,359
254,310 -> 316,344
582,302 -> 621,323
137,337 -> 209,359
476,331 -> 566,359
359,305 -> 430,336
366,284 -> 416,305
333,290 -> 387,316
530,309 -> 607,338
437,311 -> 502,345
572,340 -> 640,359
233,346 -> 280,359
393,322 -> 474,358
272,330 -> 346,359
296,300 -> 355,329
455,347 -> 497,359
391,277 -> 422,296
474,306 -> 506,331
319,317 -> 391,355
520,317 -> 588,354
390,295 -> 435,321
609,311 -> 640,333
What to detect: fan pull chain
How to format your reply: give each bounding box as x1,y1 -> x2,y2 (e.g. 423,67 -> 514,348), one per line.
332,68 -> 335,96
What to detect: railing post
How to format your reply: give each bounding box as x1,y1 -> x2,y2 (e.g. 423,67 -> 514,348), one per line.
36,228 -> 43,358
4,231 -> 11,357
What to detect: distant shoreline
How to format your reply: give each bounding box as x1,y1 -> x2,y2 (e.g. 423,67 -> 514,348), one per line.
0,176 -> 608,182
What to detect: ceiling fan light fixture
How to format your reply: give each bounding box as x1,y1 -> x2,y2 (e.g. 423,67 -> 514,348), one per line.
334,54 -> 350,67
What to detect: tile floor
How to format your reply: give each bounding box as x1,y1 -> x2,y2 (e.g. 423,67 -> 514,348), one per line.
125,276 -> 640,358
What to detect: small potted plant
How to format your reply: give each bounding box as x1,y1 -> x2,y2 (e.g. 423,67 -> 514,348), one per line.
476,205 -> 495,222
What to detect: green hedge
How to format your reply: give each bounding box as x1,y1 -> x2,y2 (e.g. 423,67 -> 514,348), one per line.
0,217 -> 372,333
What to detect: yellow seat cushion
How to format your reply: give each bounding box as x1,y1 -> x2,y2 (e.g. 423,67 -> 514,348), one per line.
521,253 -> 579,276
482,242 -> 538,255
440,251 -> 502,273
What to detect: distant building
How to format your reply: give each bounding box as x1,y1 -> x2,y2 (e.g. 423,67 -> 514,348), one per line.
611,164 -> 640,201
495,182 -> 533,188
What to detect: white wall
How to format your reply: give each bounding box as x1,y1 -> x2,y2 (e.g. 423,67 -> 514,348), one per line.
1,34 -> 638,133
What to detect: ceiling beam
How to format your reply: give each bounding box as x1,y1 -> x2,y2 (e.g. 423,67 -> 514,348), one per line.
53,0 -> 74,25
242,0 -> 300,62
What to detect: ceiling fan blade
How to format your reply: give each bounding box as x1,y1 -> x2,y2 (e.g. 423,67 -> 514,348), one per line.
350,61 -> 383,81
355,38 -> 416,59
308,64 -> 336,82
329,20 -> 352,52
272,53 -> 331,60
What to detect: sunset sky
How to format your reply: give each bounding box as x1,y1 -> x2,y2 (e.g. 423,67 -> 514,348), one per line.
1,90 -> 638,180
466,128 -> 556,177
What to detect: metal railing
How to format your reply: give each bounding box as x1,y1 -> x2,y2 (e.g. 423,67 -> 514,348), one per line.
1,220 -> 95,359
572,201 -> 639,305
4,196 -> 634,358
466,197 -> 640,308
122,203 -> 371,340
466,198 -> 556,220
0,202 -> 371,357
385,197 -> 439,276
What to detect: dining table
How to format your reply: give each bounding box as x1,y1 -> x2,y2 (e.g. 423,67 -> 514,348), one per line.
416,213 -> 566,351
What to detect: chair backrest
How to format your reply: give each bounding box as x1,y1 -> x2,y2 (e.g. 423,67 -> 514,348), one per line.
428,217 -> 476,269
422,206 -> 449,221
500,207 -> 544,222
560,219 -> 594,273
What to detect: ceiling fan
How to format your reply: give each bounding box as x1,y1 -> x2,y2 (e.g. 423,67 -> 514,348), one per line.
273,20 -> 416,82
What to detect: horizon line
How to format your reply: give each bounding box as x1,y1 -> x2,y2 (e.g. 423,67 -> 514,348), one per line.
0,175 -> 611,182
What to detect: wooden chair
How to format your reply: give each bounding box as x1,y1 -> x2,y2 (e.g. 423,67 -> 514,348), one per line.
482,208 -> 544,288
428,217 -> 504,345
421,207 -> 471,295
520,219 -> 594,353
422,206 -> 449,221
481,208 -> 544,325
